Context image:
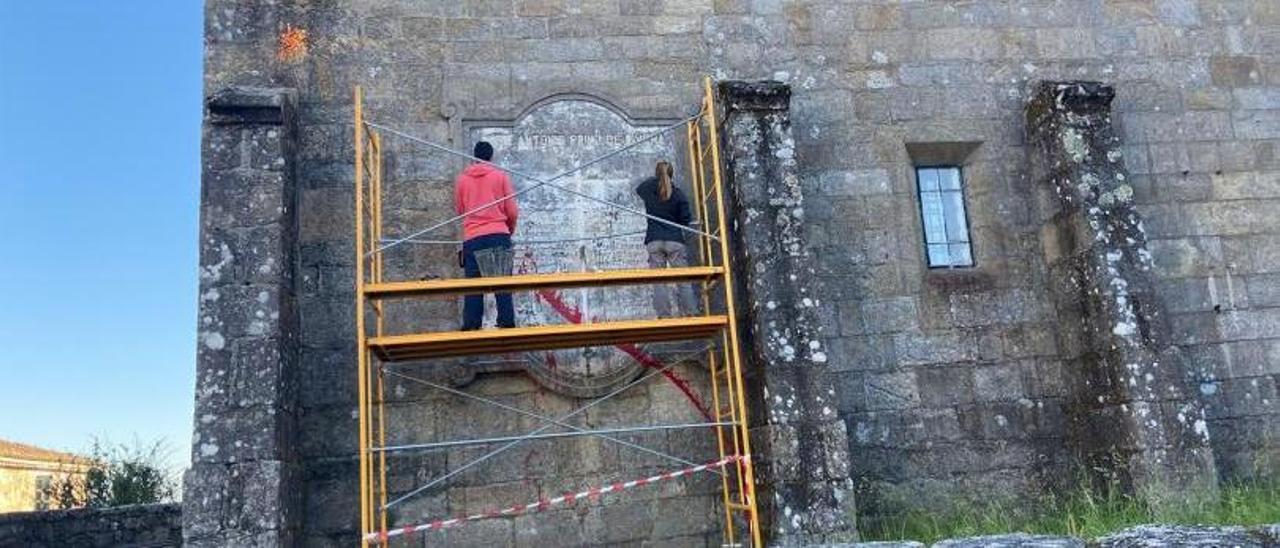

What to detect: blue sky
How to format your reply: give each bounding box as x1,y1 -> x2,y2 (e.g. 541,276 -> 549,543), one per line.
0,3 -> 201,468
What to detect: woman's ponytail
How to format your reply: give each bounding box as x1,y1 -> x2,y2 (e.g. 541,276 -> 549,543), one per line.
656,161 -> 674,202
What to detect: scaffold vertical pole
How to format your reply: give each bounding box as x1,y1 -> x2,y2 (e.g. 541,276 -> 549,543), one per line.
370,130 -> 389,543
689,119 -> 739,546
704,75 -> 763,547
353,85 -> 372,548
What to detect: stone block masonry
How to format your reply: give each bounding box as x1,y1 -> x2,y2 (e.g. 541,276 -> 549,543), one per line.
0,503 -> 182,548
201,2 -> 728,546
197,0 -> 1280,544
833,523 -> 1280,548
186,86 -> 302,547
706,0 -> 1280,522
720,81 -> 858,544
1027,81 -> 1217,502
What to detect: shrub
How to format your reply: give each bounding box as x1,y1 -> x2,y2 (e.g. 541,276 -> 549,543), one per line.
41,438 -> 177,509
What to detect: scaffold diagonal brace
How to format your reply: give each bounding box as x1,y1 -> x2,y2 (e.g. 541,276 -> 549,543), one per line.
383,358 -> 684,510
383,367 -> 726,475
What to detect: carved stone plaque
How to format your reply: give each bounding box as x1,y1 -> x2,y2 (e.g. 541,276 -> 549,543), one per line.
468,97 -> 680,397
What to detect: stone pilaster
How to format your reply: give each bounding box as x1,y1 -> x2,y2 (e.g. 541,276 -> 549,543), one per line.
184,86 -> 301,546
719,81 -> 858,544
1027,81 -> 1218,504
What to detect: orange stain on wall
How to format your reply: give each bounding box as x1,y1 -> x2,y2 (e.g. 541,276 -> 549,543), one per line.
278,25 -> 307,62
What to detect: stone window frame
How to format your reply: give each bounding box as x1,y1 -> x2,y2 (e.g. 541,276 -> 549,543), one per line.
915,165 -> 975,268
906,141 -> 984,272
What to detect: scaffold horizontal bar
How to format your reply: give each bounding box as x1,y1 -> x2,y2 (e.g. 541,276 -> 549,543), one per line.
365,267 -> 723,299
372,422 -> 736,453
368,316 -> 728,361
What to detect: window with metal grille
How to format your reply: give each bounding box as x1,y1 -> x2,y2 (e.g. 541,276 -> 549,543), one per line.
34,475 -> 52,510
916,166 -> 973,268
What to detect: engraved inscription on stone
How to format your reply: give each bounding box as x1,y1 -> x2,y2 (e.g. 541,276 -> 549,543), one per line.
469,97 -> 680,396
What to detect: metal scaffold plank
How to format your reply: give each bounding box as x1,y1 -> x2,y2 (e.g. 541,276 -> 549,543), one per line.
368,316 -> 728,361
364,266 -> 723,299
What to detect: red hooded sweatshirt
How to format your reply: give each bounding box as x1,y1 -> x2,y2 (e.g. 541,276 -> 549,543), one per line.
454,163 -> 519,240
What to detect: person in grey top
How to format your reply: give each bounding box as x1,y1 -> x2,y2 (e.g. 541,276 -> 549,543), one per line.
636,160 -> 698,318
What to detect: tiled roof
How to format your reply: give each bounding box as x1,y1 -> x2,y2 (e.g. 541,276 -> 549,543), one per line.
0,439 -> 88,464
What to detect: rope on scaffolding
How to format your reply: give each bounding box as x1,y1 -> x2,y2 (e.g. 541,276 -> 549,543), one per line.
364,112 -> 714,257
366,454 -> 748,542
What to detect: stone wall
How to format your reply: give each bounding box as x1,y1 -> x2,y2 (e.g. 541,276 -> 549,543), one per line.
1026,80 -> 1217,501
0,503 -> 182,548
204,2 -> 722,545
199,0 -> 1280,544
698,0 -> 1280,517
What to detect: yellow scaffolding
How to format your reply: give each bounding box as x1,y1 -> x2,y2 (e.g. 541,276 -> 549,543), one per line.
353,77 -> 762,547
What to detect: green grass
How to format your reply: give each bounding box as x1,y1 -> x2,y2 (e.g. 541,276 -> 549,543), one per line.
860,478 -> 1280,544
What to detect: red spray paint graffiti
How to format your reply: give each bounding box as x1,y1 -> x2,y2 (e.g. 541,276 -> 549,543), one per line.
534,288 -> 713,421
516,252 -> 713,420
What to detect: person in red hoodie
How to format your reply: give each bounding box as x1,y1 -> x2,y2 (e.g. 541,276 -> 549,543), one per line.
455,141 -> 519,330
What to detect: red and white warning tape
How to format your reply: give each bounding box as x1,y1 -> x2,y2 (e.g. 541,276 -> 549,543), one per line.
365,454 -> 749,542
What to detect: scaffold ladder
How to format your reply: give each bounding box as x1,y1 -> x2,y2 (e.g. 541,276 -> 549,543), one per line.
352,77 -> 762,547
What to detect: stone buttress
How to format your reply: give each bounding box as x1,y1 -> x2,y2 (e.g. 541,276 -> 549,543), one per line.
1027,81 -> 1218,503
185,86 -> 303,546
719,81 -> 860,544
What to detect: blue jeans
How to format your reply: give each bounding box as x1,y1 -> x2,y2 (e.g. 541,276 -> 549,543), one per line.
462,233 -> 515,330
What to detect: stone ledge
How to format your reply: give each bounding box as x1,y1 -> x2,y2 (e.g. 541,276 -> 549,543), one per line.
821,523 -> 1280,548
207,86 -> 295,125
1025,80 -> 1115,132
719,80 -> 790,111
1096,524 -> 1277,547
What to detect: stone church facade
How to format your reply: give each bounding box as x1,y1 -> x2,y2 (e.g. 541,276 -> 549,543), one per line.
192,1 -> 1280,545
